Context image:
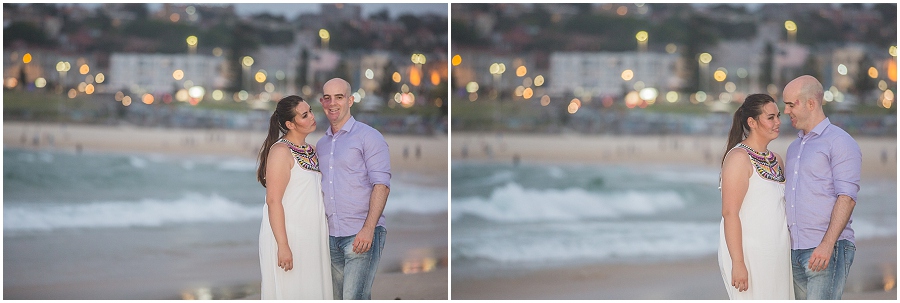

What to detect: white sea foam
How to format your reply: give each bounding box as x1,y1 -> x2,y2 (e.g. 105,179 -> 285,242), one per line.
217,158 -> 258,171
384,182 -> 448,214
452,182 -> 686,222
653,168 -> 721,186
453,221 -> 720,264
3,193 -> 260,232
851,218 -> 897,239
128,156 -> 148,168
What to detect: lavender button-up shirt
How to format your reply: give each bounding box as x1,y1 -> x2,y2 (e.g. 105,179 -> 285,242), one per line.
785,118 -> 861,250
317,116 -> 391,237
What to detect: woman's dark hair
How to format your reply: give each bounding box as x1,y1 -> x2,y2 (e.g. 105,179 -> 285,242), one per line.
257,95 -> 306,187
723,93 -> 776,164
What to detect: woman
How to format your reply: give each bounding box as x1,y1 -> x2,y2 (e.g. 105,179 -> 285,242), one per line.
256,96 -> 332,299
717,94 -> 793,299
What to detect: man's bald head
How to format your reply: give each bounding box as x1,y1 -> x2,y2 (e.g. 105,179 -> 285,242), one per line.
784,75 -> 824,107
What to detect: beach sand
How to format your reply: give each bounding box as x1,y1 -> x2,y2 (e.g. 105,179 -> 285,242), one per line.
452,237 -> 896,300
451,132 -> 896,179
451,132 -> 896,300
4,121 -> 448,179
3,122 -> 448,300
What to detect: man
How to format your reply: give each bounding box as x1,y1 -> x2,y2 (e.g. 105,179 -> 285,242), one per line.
782,75 -> 861,299
317,78 -> 391,299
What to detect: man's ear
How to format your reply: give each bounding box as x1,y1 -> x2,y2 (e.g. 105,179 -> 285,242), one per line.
805,97 -> 816,109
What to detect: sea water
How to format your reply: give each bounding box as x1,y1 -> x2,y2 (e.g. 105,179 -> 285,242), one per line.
3,148 -> 448,234
3,147 -> 448,298
451,161 -> 896,277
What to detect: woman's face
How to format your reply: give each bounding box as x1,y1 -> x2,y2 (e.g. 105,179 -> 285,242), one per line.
750,102 -> 781,141
287,101 -> 316,135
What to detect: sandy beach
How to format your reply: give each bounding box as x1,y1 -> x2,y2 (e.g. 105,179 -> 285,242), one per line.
452,237 -> 896,299
451,132 -> 896,300
3,121 -> 448,300
452,132 -> 897,179
4,121 -> 448,180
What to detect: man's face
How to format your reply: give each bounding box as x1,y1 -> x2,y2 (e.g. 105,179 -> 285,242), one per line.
782,86 -> 811,131
320,80 -> 354,126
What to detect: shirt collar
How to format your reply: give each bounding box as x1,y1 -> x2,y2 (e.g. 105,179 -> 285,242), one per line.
798,117 -> 831,139
326,116 -> 357,136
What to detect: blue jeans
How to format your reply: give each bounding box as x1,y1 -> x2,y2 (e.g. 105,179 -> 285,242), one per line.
791,239 -> 856,300
329,226 -> 387,300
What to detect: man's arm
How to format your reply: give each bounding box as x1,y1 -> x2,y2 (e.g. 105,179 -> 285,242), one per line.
352,130 -> 392,254
352,184 -> 389,254
808,195 -> 855,271
809,135 -> 861,271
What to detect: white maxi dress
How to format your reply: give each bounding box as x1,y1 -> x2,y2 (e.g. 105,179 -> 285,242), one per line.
717,149 -> 794,299
259,141 -> 333,299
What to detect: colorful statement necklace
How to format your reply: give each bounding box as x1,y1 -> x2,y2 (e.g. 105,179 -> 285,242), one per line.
736,143 -> 784,183
278,138 -> 319,172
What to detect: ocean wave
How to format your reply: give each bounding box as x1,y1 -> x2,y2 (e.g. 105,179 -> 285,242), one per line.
451,182 -> 686,222
851,218 -> 897,239
217,159 -> 258,172
384,182 -> 448,214
3,193 -> 260,232
129,156 -> 148,168
453,221 -> 720,264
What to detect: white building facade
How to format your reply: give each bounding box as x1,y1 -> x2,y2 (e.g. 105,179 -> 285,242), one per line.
108,53 -> 227,94
548,51 -> 683,98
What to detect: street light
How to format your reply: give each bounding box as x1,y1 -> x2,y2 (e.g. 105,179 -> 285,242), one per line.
698,53 -> 712,92
411,54 -> 426,87
785,20 -> 797,43
319,29 -> 330,50
489,62 -> 506,100
242,56 -> 254,91
187,35 -> 198,55
636,31 -> 648,52
56,61 -> 71,93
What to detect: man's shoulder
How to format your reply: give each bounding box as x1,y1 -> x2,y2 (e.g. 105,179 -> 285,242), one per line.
823,123 -> 859,146
351,120 -> 385,137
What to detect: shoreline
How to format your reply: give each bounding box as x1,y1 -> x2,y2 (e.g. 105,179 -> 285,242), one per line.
4,212 -> 449,300
3,121 -> 449,179
451,236 -> 897,299
451,132 -> 897,179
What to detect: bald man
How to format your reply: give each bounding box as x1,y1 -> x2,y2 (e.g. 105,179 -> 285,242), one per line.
782,75 -> 861,299
317,78 -> 391,299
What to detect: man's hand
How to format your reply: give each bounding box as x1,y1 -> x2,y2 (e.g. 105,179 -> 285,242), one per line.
352,226 -> 375,254
808,243 -> 834,272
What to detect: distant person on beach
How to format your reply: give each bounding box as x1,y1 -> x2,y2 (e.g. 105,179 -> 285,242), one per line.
317,77 -> 391,300
256,96 -> 333,299
718,94 -> 793,299
782,75 -> 861,300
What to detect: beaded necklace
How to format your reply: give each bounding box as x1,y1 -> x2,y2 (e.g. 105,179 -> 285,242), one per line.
278,138 -> 319,172
736,143 -> 784,183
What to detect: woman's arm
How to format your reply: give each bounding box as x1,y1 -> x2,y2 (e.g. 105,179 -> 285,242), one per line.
265,143 -> 294,271
721,149 -> 752,292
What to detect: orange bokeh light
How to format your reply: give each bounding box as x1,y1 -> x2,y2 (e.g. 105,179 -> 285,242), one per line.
409,66 -> 422,86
